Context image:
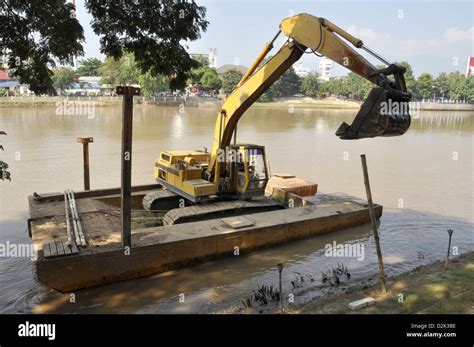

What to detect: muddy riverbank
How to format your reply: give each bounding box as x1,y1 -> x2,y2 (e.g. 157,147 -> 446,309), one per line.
291,251 -> 474,314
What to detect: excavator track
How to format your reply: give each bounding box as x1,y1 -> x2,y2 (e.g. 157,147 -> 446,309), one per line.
143,189 -> 183,211
163,196 -> 282,225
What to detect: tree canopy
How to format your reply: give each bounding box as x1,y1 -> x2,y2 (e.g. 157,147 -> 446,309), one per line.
416,73 -> 434,99
0,0 -> 208,94
52,67 -> 75,93
85,0 -> 208,90
221,69 -> 243,94
0,0 -> 84,94
272,67 -> 301,97
301,73 -> 320,97
77,58 -> 102,76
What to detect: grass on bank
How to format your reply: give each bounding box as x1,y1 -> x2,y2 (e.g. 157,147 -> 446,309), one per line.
290,252 -> 474,314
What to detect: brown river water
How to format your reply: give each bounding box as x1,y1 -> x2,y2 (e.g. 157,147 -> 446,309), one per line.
0,104 -> 473,313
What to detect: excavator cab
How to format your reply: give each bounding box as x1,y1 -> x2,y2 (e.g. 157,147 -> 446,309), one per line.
336,64 -> 411,139
233,145 -> 269,198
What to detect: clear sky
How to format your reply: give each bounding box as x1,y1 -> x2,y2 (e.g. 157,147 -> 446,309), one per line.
76,0 -> 473,77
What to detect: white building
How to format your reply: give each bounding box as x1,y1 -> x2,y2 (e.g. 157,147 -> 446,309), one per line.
191,48 -> 218,68
318,59 -> 333,81
294,62 -> 310,77
208,48 -> 217,68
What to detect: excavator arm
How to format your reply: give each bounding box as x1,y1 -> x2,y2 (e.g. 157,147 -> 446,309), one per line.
207,13 -> 411,183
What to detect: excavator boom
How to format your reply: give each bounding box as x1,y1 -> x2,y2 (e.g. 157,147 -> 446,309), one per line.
207,13 -> 411,183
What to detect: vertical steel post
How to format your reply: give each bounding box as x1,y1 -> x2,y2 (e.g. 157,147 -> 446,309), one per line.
278,263 -> 284,313
77,137 -> 93,190
116,86 -> 140,250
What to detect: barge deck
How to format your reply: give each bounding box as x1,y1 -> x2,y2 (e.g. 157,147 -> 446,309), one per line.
28,184 -> 382,292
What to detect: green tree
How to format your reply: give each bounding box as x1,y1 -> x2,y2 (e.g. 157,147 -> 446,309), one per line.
258,88 -> 275,102
138,71 -> 169,97
86,0 -> 208,90
0,1 -> 84,94
346,72 -> 372,99
52,67 -> 75,94
1,1 -> 208,93
447,72 -> 472,101
467,76 -> 474,102
189,56 -> 210,84
221,69 -> 243,94
417,73 -> 434,99
200,69 -> 221,90
77,58 -> 102,76
434,72 -> 449,99
301,73 -> 320,97
319,78 -> 348,97
98,53 -> 140,86
272,67 -> 301,97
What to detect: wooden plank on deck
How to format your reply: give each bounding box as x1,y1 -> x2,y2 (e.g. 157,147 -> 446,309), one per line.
49,240 -> 58,257
55,240 -> 65,255
43,242 -> 51,258
42,240 -> 79,259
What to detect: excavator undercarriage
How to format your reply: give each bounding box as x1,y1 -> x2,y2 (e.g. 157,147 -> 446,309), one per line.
143,188 -> 282,226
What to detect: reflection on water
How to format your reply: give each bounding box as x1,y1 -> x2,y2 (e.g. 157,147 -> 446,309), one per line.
0,105 -> 472,313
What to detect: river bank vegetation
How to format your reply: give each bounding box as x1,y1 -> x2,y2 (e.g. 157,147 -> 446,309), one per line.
290,252 -> 474,314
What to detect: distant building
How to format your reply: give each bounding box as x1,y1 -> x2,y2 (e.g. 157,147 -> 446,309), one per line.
0,70 -> 12,81
216,64 -> 248,77
191,48 -> 218,68
318,59 -> 333,81
466,56 -> 474,77
63,76 -> 103,96
294,62 -> 310,77
78,76 -> 101,84
208,48 -> 217,68
0,69 -> 31,95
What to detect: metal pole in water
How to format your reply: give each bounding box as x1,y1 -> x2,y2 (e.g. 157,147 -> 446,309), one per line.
445,229 -> 454,270
360,154 -> 387,293
116,86 -> 140,250
278,263 -> 284,313
77,137 -> 93,190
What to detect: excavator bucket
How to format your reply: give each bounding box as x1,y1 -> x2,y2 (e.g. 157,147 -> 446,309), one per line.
335,87 -> 411,139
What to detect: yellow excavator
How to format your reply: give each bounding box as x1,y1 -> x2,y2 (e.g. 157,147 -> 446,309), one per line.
143,13 -> 411,219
